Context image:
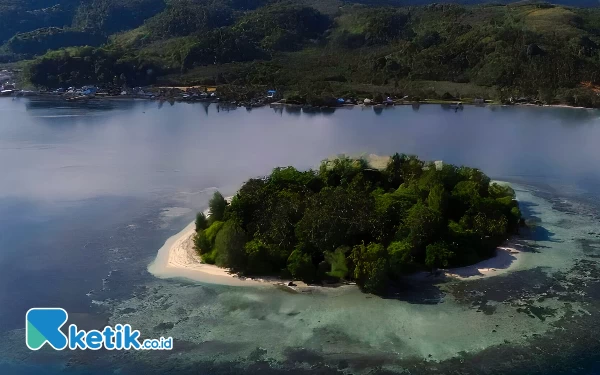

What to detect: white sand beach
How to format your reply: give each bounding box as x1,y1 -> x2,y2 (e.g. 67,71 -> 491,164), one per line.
148,201 -> 310,288
149,215 -> 524,287
148,219 -> 272,286
442,245 -> 523,280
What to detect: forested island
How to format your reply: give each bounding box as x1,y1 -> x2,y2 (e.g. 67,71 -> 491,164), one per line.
3,0 -> 600,106
193,155 -> 522,294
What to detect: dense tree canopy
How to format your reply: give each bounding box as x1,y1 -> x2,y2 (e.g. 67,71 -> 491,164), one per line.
6,28 -> 106,56
26,46 -> 161,88
144,0 -> 234,39
12,0 -> 600,103
193,155 -> 522,294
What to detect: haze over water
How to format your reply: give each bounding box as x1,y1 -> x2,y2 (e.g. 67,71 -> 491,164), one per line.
1,98 -> 600,374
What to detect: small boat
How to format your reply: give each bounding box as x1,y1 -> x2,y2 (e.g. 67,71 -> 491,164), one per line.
65,96 -> 90,102
450,102 -> 464,112
0,89 -> 15,97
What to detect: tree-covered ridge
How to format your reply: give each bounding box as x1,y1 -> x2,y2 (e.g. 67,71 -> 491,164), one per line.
27,46 -> 161,88
0,0 -> 166,44
0,0 -> 166,62
194,155 -> 522,294
15,1 -> 600,106
6,27 -> 106,56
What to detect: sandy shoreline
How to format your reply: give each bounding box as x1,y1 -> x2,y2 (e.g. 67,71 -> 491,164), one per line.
148,219 -> 273,287
441,245 -> 523,280
148,201 -> 313,288
149,218 -> 524,288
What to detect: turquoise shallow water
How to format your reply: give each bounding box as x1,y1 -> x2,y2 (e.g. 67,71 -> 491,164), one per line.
1,98 -> 600,374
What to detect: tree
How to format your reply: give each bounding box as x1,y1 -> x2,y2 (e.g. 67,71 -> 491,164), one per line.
405,202 -> 444,254
387,240 -> 413,274
195,212 -> 208,232
450,180 -> 483,218
253,190 -> 303,253
195,220 -> 225,259
488,183 -> 515,199
401,155 -> 425,182
214,220 -> 247,270
319,155 -> 368,187
244,239 -> 274,275
295,186 -> 374,253
427,184 -> 448,214
325,246 -> 349,280
385,153 -> 404,188
287,249 -> 315,282
350,243 -> 389,294
194,230 -> 211,256
372,189 -> 415,243
425,242 -> 454,273
209,191 -> 228,223
227,178 -> 269,230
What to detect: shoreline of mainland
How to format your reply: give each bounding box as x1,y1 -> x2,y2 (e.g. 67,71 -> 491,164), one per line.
2,93 -> 595,112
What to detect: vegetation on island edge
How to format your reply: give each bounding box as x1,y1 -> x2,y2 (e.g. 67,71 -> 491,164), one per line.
193,154 -> 522,294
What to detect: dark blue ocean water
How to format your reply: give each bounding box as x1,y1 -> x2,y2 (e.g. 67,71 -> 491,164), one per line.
1,98 -> 600,374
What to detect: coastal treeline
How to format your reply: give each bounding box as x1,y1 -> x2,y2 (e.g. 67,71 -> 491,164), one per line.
6,0 -> 600,105
194,155 -> 522,294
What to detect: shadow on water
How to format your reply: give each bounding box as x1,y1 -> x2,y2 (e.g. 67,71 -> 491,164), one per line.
301,107 -> 336,116
284,106 -> 301,116
384,278 -> 446,305
516,200 -> 560,245
24,98 -> 137,112
522,224 -> 559,245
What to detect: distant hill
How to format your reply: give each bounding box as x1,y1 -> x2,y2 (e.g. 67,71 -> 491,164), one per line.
350,0 -> 599,7
0,0 -> 597,46
0,0 -> 166,44
5,0 -> 600,107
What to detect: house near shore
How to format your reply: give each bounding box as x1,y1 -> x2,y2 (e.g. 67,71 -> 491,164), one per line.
1,83 -> 15,90
82,86 -> 97,96
1,83 -> 15,96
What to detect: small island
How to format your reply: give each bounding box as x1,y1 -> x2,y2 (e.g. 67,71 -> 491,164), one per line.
189,154 -> 522,294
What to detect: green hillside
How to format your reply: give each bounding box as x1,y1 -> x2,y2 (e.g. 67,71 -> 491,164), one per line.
3,0 -> 600,106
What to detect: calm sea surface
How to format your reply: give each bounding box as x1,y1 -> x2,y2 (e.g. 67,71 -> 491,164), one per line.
1,98 -> 600,374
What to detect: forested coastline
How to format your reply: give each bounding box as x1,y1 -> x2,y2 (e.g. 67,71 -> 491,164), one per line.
2,1 -> 600,106
193,155 -> 522,294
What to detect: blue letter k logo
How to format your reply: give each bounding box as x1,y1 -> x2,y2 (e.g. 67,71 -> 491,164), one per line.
26,308 -> 68,350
